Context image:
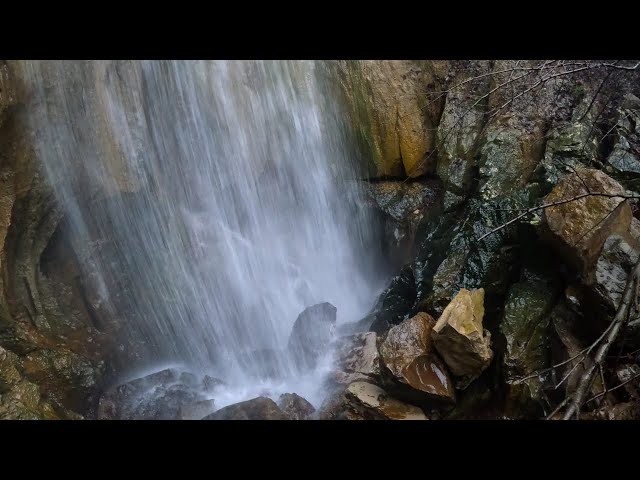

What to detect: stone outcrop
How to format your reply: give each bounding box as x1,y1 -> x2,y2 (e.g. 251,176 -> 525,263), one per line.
336,60 -> 447,178
432,288 -> 493,386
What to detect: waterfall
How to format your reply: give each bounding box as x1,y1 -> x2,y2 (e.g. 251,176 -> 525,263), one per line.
17,60 -> 384,407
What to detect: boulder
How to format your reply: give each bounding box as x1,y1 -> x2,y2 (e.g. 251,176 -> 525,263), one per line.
330,332 -> 381,385
317,382 -> 427,420
379,312 -> 455,405
343,382 -> 427,420
432,288 -> 493,386
501,272 -> 561,416
288,302 -> 336,371
97,367 -> 211,420
541,168 -> 632,275
203,397 -> 287,420
278,393 -> 315,420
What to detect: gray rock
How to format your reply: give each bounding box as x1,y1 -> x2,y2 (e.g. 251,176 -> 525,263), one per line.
278,393 -> 315,420
203,396 -> 287,420
288,302 -> 336,371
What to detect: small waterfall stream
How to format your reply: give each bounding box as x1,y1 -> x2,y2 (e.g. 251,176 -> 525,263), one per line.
18,60 -> 384,409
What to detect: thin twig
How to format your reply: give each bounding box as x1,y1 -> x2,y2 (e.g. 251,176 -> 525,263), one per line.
477,192 -> 640,242
563,256 -> 640,419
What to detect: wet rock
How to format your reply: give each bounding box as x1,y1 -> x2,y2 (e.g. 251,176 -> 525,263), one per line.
288,302 -> 336,371
616,364 -> 640,399
541,168 -> 632,275
368,265 -> 416,334
501,272 -> 561,416
179,399 -> 216,420
415,192 -> 534,318
343,381 -> 427,420
592,235 -> 639,312
317,382 -> 427,420
203,396 -> 287,420
336,60 -> 446,178
0,346 -> 61,419
97,367 -> 210,420
379,312 -> 455,406
432,288 -> 493,386
436,62 -> 490,209
278,393 -> 315,420
363,180 -> 443,263
330,332 -> 380,385
478,119 -> 546,200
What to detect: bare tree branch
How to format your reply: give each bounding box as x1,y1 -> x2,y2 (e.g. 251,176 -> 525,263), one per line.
477,192 -> 640,242
562,256 -> 640,419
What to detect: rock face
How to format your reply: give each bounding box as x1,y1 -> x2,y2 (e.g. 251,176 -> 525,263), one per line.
278,393 -> 315,420
330,332 -> 381,385
432,288 -> 493,386
318,381 -> 427,420
288,302 -> 337,371
379,312 -> 455,405
542,168 -> 632,275
336,60 -> 447,178
0,63 -> 114,419
203,397 -> 287,420
437,61 -> 491,210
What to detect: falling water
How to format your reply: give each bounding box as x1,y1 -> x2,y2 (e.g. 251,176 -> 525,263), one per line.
17,60 -> 384,408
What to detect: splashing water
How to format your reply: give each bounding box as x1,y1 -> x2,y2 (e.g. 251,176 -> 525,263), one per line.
17,60 -> 384,409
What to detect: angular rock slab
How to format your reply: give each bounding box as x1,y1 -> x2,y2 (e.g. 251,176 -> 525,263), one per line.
379,312 -> 455,404
203,396 -> 287,420
542,167 -> 632,275
317,382 -> 427,420
432,288 -> 493,385
288,302 -> 336,372
330,332 -> 381,385
344,382 -> 427,420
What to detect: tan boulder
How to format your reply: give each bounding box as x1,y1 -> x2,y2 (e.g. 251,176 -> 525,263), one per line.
432,288 -> 493,385
542,168 -> 632,274
379,312 -> 455,403
344,381 -> 427,420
